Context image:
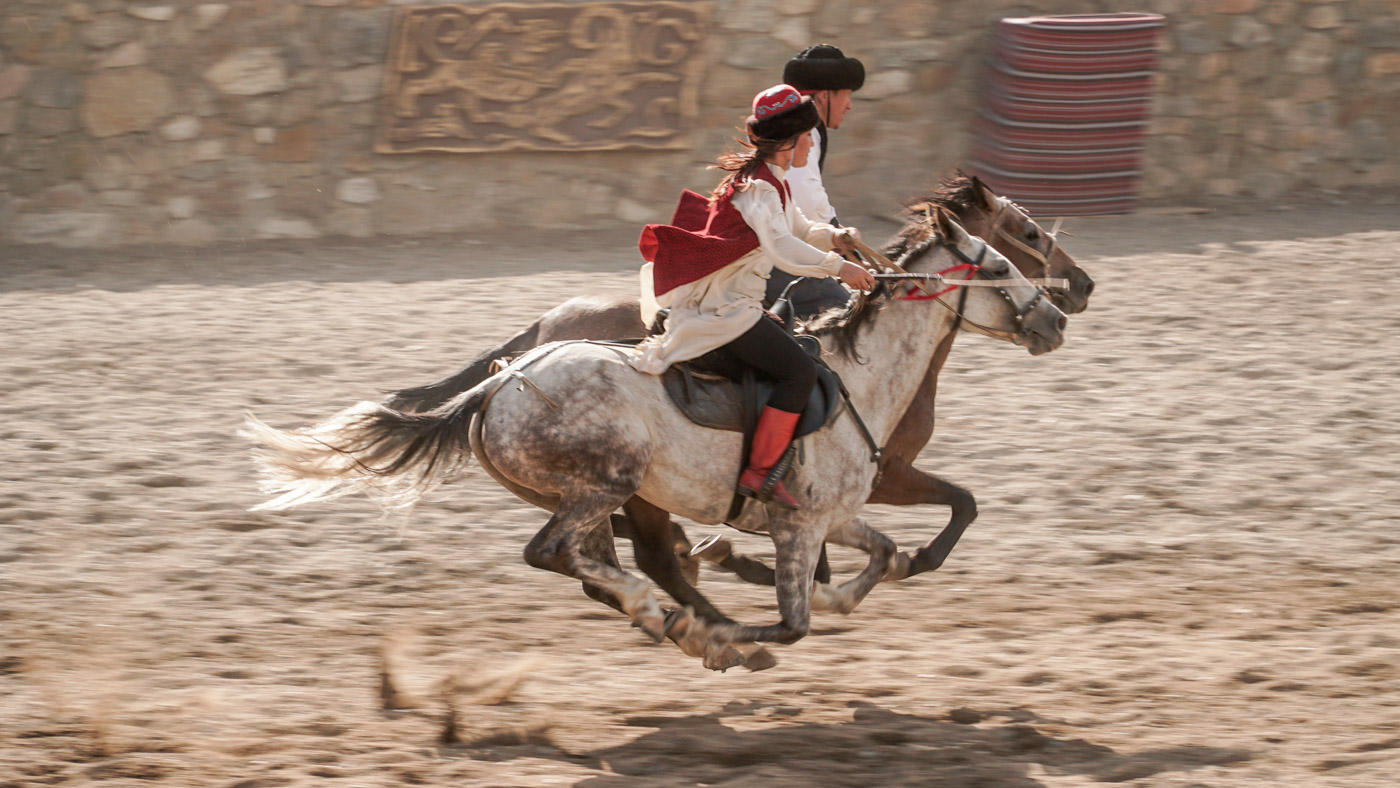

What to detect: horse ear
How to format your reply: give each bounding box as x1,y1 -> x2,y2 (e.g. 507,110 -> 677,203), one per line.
934,204 -> 967,245
969,174 -> 998,211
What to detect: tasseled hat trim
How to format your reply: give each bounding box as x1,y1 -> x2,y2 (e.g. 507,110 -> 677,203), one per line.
783,44 -> 866,92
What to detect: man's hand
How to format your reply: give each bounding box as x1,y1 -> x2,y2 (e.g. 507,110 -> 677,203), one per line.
838,260 -> 875,292
833,227 -> 862,255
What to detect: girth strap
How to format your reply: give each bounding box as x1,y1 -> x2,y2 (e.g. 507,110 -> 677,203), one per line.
824,363 -> 884,489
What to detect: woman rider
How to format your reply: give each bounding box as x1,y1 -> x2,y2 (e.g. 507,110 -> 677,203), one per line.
631,84 -> 875,510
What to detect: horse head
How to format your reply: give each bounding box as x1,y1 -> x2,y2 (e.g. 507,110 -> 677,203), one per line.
901,206 -> 1068,356
893,172 -> 1095,315
963,175 -> 1095,314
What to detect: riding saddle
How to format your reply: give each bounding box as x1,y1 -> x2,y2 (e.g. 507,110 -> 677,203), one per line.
651,304 -> 848,522
650,305 -> 843,440
660,337 -> 842,439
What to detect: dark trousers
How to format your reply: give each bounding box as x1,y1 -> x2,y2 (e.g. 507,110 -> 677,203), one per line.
721,314 -> 817,414
763,270 -> 852,317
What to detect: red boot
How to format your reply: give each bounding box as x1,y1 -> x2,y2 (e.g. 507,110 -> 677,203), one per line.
737,406 -> 801,510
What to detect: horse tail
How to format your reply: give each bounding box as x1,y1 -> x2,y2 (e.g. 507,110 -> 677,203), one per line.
382,323 -> 542,413
241,384 -> 489,513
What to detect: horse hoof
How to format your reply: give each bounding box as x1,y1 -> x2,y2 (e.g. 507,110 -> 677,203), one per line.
664,607 -> 711,658
703,644 -> 747,672
738,645 -> 779,672
909,546 -> 946,576
677,553 -> 702,587
884,551 -> 913,582
662,606 -> 688,634
689,534 -> 733,563
810,582 -> 851,614
634,613 -> 668,644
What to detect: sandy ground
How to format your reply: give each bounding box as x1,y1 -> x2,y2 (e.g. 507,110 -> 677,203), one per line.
3,194 -> 1400,787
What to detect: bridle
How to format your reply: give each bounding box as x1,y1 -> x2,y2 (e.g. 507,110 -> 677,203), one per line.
906,197 -> 1064,293
974,198 -> 1064,288
853,235 -> 1045,342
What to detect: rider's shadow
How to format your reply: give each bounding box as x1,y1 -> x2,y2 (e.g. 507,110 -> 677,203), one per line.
468,700 -> 1252,786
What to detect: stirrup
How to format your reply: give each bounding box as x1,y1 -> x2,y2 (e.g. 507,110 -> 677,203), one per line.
759,444 -> 797,499
690,533 -> 730,560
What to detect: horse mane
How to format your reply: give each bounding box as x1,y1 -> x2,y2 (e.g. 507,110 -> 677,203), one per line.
799,235 -> 944,360
800,170 -> 980,359
882,170 -> 979,260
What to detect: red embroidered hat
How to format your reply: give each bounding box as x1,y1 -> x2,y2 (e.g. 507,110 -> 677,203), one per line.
747,84 -> 820,142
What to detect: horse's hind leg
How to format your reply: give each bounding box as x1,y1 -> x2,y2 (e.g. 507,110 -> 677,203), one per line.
869,458 -> 978,580
613,509 -> 701,588
810,518 -> 897,615
578,516 -> 627,614
624,499 -> 734,625
525,497 -> 668,642
621,499 -> 776,671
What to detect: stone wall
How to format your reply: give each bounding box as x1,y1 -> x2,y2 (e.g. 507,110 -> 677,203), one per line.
1,0 -> 1397,248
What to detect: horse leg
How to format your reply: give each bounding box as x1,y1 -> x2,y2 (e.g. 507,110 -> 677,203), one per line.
578,516 -> 627,614
584,508 -> 764,671
616,510 -> 702,588
809,518 -> 898,615
624,499 -> 734,626
706,520 -> 824,646
667,519 -> 701,587
622,499 -> 775,672
524,497 -> 669,642
691,534 -> 774,585
869,458 -> 978,580
691,539 -> 831,586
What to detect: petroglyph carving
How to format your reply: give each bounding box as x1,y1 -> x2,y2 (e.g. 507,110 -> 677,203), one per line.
377,2 -> 710,153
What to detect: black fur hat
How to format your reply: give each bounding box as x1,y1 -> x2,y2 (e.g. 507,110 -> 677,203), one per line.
746,84 -> 821,142
783,44 -> 865,92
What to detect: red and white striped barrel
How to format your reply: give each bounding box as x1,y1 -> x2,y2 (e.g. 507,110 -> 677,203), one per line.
968,13 -> 1165,216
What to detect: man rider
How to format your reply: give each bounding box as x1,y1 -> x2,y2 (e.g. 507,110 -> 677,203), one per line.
764,44 -> 867,317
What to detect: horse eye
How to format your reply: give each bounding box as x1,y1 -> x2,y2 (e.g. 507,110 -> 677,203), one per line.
1025,226 -> 1039,240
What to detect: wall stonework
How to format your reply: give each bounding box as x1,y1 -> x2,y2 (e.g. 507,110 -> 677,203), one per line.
0,0 -> 1396,248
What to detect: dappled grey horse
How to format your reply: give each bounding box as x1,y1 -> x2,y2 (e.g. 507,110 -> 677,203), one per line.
242,208 -> 1067,669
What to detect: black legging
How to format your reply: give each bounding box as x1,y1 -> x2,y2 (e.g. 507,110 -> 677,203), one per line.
720,314 -> 817,414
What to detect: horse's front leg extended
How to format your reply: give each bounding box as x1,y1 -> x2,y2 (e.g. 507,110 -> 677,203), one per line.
708,521 -> 823,646
810,518 -> 897,614
524,498 -> 668,642
869,458 -> 978,580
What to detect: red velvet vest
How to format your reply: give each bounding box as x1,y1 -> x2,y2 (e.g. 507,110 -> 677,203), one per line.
639,165 -> 790,297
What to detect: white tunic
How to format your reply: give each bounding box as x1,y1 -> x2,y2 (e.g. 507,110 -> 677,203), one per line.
786,128 -> 837,224
630,163 -> 846,375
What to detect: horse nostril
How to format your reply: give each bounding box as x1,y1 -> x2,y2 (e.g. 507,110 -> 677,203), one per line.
1057,315 -> 1067,331
1083,280 -> 1095,296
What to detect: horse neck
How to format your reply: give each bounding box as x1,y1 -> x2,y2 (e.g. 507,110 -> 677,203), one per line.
823,259 -> 960,443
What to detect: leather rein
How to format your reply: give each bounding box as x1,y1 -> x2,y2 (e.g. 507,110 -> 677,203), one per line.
851,235 -> 1046,343
905,198 -> 1066,288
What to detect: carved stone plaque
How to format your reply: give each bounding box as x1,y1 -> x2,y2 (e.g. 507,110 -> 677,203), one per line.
376,2 -> 711,154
